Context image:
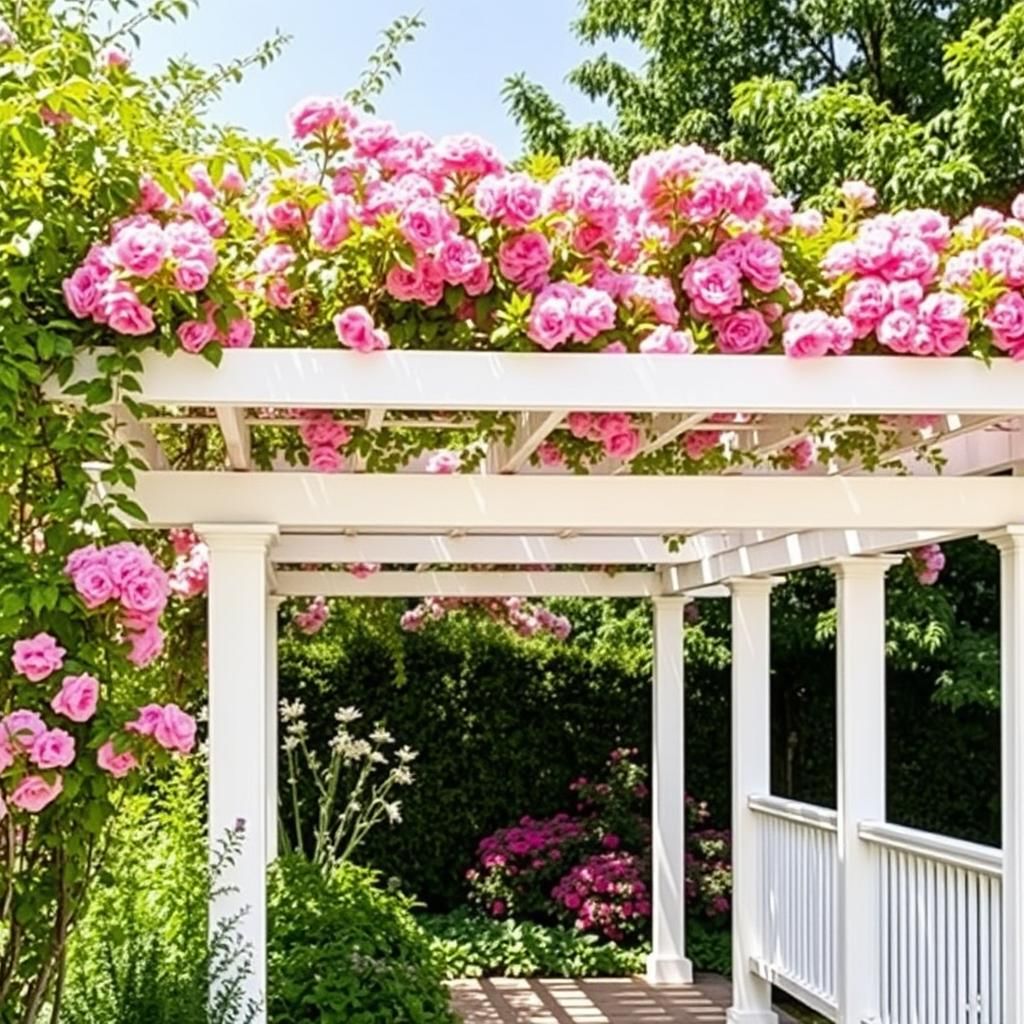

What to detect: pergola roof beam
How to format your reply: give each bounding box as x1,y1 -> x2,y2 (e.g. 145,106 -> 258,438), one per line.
53,350 -> 1024,416
487,411 -> 565,474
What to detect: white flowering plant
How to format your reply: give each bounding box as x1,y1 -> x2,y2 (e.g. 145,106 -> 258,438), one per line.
278,699 -> 417,873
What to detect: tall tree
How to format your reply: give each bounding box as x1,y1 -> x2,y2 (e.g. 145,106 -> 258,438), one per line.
504,0 -> 1024,210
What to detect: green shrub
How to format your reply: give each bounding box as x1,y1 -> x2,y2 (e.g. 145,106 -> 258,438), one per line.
267,855 -> 455,1024
421,909 -> 648,978
61,760 -> 257,1024
686,918 -> 732,976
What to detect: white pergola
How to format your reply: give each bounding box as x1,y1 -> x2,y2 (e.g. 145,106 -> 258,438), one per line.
50,350 -> 1024,1024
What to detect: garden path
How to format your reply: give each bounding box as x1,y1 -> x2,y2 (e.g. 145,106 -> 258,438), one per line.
449,975 -> 799,1023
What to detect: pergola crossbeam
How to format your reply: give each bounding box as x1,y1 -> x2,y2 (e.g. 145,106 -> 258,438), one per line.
487,411 -> 564,474
108,403 -> 169,471
275,570 -> 663,598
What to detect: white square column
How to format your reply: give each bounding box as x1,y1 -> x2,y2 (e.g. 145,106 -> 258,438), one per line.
831,556 -> 896,1024
198,523 -> 279,1022
647,596 -> 694,985
266,595 -> 283,865
984,526 -> 1024,1024
727,577 -> 781,1024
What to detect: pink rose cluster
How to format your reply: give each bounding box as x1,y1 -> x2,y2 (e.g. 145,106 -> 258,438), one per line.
169,529 -> 209,599
346,562 -> 380,578
567,411 -> 642,462
293,596 -> 329,635
62,167 -> 253,350
551,852 -> 651,941
909,543 -> 946,585
297,409 -> 350,473
399,596 -> 571,640
65,542 -> 170,668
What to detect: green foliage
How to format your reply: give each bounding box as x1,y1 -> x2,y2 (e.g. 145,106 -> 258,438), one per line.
505,0 -> 1024,208
267,855 -> 455,1024
421,909 -> 649,979
62,759 -> 258,1024
685,918 -> 732,977
346,13 -> 426,114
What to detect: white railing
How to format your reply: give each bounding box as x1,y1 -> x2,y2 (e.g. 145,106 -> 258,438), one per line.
859,821 -> 1003,1024
749,795 -> 839,1019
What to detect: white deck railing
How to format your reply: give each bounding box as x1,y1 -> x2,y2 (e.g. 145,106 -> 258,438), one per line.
749,795 -> 839,1018
860,821 -> 1003,1024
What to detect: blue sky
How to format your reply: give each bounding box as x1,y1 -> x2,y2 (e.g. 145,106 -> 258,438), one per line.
134,0 -> 640,157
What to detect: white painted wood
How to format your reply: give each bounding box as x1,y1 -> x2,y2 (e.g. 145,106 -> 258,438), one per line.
51,349 -> 1024,416
983,525 -> 1024,1024
486,411 -> 564,473
274,569 -> 662,598
748,796 -> 838,1017
832,556 -> 896,1024
265,595 -> 282,865
198,523 -> 278,1023
861,821 -> 1003,1024
271,531 -> 726,565
126,472 -> 1024,532
216,406 -> 252,470
109,403 -> 169,470
669,528 -> 951,591
647,596 -> 693,985
727,578 -> 781,1024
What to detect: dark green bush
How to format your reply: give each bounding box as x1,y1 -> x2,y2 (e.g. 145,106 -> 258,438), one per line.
267,855 -> 455,1024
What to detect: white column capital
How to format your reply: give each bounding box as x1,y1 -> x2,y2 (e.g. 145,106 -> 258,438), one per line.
981,524 -> 1024,551
725,575 -> 784,594
652,594 -> 690,609
826,554 -> 902,579
195,522 -> 279,551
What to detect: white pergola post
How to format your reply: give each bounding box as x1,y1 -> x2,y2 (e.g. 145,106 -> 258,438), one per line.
984,526 -> 1024,1024
727,577 -> 780,1024
199,523 -> 279,1022
832,556 -> 894,1024
266,594 -> 283,865
647,596 -> 694,985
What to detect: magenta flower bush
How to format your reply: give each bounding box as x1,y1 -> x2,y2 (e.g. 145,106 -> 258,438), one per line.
466,748 -> 731,943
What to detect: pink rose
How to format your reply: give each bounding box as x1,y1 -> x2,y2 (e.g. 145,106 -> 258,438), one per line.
2,709 -> 46,749
426,450 -> 461,474
223,317 -> 255,349
1012,193 -> 1024,222
843,277 -> 891,337
463,260 -> 492,297
30,728 -> 75,769
437,235 -> 484,285
841,180 -> 877,209
154,704 -> 197,754
333,305 -> 390,353
918,292 -> 969,355
98,283 -> 155,336
127,624 -> 164,668
639,325 -> 694,354
985,291 -> 1024,357
310,197 -> 355,251
62,265 -> 103,318
603,429 -> 641,459
9,775 -> 62,813
682,257 -> 743,318
299,413 -> 351,449
119,566 -> 169,618
112,221 -> 166,278
288,96 -> 354,140
177,318 -> 217,354
180,192 -> 226,237
51,673 -> 100,723
877,309 -> 919,353
219,164 -> 246,194
792,209 -> 824,236
127,704 -> 164,736
498,232 -> 552,291
97,740 -> 138,778
309,445 -> 345,473
399,199 -> 452,252
719,234 -> 783,293
266,199 -> 304,234
254,243 -> 296,275
714,309 -> 771,353
173,260 -> 210,293
570,287 -> 616,342
71,557 -> 116,608
783,311 -> 838,358
266,276 -> 294,309
527,284 -> 574,350
137,175 -> 171,213
12,633 -> 65,682
103,46 -> 130,69
187,163 -> 217,199
568,412 -> 594,439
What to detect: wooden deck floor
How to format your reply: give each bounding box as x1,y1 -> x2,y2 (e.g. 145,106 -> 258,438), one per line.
450,974 -> 787,1023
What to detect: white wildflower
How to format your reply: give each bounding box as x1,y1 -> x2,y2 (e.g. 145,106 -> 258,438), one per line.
396,745 -> 418,763
335,706 -> 362,724
384,801 -> 402,824
370,727 -> 394,745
